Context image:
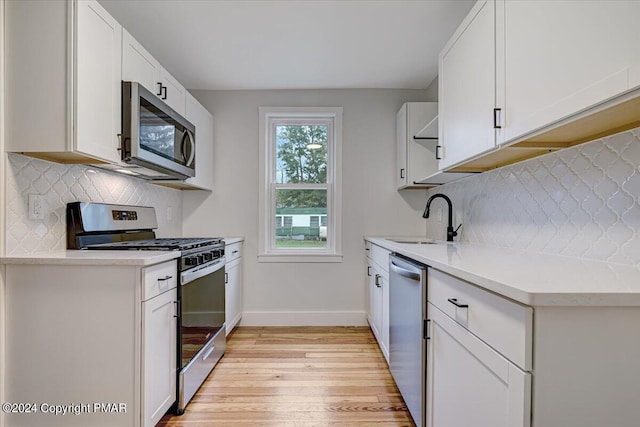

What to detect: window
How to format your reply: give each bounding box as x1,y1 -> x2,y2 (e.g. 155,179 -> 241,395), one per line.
259,107 -> 343,262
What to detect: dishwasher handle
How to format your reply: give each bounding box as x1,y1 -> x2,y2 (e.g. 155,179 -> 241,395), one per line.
390,260 -> 422,281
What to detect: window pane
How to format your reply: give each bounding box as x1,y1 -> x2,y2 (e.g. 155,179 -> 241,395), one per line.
275,189 -> 327,249
275,125 -> 327,184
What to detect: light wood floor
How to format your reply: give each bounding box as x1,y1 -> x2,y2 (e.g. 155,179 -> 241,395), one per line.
159,326 -> 415,426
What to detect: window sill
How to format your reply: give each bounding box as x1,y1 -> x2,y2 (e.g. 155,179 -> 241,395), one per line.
258,253 -> 343,263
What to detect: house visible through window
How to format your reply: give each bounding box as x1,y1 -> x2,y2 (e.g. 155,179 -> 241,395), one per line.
259,107 -> 343,261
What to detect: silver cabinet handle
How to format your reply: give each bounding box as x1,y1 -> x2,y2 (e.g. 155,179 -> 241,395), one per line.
158,275 -> 173,281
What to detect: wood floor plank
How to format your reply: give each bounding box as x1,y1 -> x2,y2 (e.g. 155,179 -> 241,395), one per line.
159,326 -> 415,427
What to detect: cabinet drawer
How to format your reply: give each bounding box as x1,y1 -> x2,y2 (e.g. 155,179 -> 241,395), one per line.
428,268 -> 532,370
225,242 -> 243,263
370,244 -> 391,273
142,260 -> 178,301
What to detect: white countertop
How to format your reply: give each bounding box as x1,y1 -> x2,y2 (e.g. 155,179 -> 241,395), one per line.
0,250 -> 180,266
224,237 -> 245,245
366,237 -> 640,307
1,238 -> 245,266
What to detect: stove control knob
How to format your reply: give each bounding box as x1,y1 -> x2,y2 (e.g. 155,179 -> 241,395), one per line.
202,252 -> 212,262
184,256 -> 198,266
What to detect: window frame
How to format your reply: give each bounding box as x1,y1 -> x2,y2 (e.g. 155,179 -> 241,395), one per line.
258,107 -> 343,263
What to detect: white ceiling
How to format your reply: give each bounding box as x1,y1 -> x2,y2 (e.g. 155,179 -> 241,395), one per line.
100,0 -> 474,91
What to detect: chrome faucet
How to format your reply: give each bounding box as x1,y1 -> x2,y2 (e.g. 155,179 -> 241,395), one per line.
422,193 -> 461,242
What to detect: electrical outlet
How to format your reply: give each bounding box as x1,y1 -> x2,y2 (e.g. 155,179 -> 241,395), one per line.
436,207 -> 443,223
28,194 -> 45,220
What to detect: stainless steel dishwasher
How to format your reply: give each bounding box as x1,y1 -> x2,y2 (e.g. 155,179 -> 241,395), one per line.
389,253 -> 427,427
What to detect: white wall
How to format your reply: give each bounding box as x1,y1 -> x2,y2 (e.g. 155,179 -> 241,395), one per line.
183,89 -> 433,325
424,77 -> 438,101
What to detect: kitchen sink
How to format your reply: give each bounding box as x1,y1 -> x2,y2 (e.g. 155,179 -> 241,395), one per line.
389,238 -> 440,244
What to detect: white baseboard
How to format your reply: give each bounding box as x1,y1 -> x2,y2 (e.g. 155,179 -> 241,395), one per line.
240,310 -> 368,327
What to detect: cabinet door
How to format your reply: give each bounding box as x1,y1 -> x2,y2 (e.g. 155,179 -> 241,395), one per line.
427,303 -> 531,427
396,104 -> 408,188
367,262 -> 383,346
159,67 -> 186,115
225,259 -> 243,335
122,28 -> 162,95
142,288 -> 177,427
75,0 -> 122,163
502,1 -> 640,143
184,92 -> 214,191
439,0 -> 498,169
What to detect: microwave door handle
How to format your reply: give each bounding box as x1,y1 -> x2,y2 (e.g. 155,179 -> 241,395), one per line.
184,131 -> 196,167
180,132 -> 189,164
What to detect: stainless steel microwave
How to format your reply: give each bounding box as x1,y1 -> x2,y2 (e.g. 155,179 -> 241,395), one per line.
121,81 -> 196,180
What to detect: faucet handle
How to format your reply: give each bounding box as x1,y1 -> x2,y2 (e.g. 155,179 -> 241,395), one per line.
453,223 -> 462,237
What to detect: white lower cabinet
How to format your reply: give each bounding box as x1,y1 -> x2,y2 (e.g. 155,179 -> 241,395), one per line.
365,242 -> 390,362
142,287 -> 177,427
427,303 -> 530,427
225,241 -> 244,334
4,259 -> 178,427
426,267 -> 640,427
366,259 -> 383,342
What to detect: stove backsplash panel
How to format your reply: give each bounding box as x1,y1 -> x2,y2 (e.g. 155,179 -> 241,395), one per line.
425,127 -> 640,267
5,154 -> 183,255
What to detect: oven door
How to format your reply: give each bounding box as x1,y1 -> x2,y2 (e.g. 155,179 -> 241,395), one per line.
177,257 -> 226,413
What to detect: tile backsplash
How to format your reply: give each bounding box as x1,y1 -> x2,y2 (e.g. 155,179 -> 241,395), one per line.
426,127 -> 640,267
5,154 -> 183,255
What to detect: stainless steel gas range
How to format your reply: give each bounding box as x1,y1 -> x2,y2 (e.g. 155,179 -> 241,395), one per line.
67,201 -> 225,414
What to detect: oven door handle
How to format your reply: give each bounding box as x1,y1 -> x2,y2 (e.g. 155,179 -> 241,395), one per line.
181,257 -> 225,285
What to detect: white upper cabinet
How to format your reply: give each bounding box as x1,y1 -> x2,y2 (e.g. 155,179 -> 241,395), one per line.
438,0 -> 501,170
438,0 -> 640,171
76,0 -> 122,164
159,68 -> 187,116
122,28 -> 161,95
183,93 -> 214,190
396,102 -> 439,189
6,0 -> 122,164
501,0 -> 640,143
122,29 -> 186,116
